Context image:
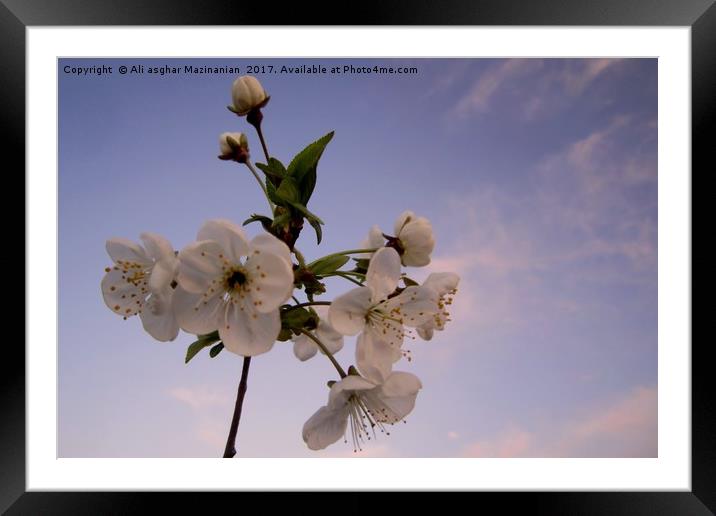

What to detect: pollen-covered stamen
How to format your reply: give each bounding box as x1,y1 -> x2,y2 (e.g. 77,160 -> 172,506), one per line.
434,287 -> 457,329
344,393 -> 395,452
366,307 -> 407,348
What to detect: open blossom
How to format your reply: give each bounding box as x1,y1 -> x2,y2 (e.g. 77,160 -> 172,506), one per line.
302,372 -> 422,451
416,273 -> 460,340
329,247 -> 436,383
231,75 -> 269,116
101,233 -> 179,342
173,219 -> 293,357
292,305 -> 344,361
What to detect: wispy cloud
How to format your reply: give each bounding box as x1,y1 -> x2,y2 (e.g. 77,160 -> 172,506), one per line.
167,386 -> 229,410
462,385 -> 657,457
453,58 -> 624,121
454,59 -> 543,118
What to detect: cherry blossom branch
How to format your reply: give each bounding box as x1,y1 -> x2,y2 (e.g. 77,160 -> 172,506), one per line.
223,356 -> 252,458
299,329 -> 347,378
288,301 -> 332,310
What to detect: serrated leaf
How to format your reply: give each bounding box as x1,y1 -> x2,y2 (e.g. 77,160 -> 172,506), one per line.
185,333 -> 220,364
209,342 -> 224,358
287,131 -> 334,182
311,255 -> 350,276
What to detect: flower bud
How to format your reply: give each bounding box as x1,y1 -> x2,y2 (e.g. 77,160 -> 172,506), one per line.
218,132 -> 249,162
230,75 -> 269,116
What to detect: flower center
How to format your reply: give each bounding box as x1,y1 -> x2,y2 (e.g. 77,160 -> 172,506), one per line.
226,268 -> 248,290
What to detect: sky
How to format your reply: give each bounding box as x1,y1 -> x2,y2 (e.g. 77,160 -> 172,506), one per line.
58,58 -> 658,458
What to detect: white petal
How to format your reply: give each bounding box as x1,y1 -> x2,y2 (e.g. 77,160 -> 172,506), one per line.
149,260 -> 175,293
172,286 -> 223,335
197,219 -> 250,262
140,232 -> 175,263
399,218 -> 435,267
139,291 -> 180,341
293,335 -> 318,361
101,268 -> 144,316
106,238 -> 151,265
423,272 -> 460,296
302,406 -> 348,450
357,225 -> 385,258
245,251 -> 294,313
370,371 -> 422,422
383,286 -> 438,327
316,323 -> 344,355
219,302 -> 279,356
393,210 -> 416,236
366,247 -> 401,303
176,240 -> 225,294
249,233 -> 292,268
355,331 -> 400,384
328,287 -> 372,336
328,375 -> 376,409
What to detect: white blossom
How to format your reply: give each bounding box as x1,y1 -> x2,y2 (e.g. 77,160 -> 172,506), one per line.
329,247 -> 436,383
302,372 -> 422,451
416,272 -> 460,340
101,233 -> 179,342
173,219 -> 293,357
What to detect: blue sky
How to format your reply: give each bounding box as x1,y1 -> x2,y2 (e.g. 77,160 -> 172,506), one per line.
59,58 -> 657,458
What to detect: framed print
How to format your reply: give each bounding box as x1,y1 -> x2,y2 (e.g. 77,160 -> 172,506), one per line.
6,0 -> 710,513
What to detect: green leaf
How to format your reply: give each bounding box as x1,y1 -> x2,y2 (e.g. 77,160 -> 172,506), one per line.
276,177 -> 301,204
185,333 -> 220,364
309,217 -> 323,245
287,131 -> 334,182
352,258 -> 370,272
209,342 -> 224,358
300,169 -> 317,205
286,199 -> 324,225
243,214 -> 273,232
265,180 -> 283,205
287,131 -> 334,205
255,158 -> 287,179
281,307 -> 314,330
311,255 -> 350,276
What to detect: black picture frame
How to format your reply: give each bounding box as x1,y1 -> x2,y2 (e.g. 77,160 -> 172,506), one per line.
4,0 -> 709,513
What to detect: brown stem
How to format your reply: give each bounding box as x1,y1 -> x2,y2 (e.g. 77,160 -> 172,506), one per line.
222,356 -> 252,458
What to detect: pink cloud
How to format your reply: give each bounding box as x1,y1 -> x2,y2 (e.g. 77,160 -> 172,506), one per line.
167,386 -> 229,410
460,385 -> 657,458
463,427 -> 534,457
